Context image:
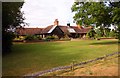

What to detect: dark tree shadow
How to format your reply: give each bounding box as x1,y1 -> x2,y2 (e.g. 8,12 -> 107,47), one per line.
90,41 -> 118,45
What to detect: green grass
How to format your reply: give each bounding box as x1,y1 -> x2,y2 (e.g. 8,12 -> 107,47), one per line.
2,39 -> 118,76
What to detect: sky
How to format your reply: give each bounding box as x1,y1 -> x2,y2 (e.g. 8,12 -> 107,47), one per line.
21,0 -> 76,28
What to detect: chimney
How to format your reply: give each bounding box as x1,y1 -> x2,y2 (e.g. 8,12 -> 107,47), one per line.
67,22 -> 70,27
54,19 -> 59,26
88,26 -> 93,29
77,24 -> 83,29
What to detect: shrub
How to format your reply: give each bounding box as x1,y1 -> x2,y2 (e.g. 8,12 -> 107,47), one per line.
39,36 -> 42,40
25,35 -> 39,40
87,29 -> 96,39
14,36 -> 25,40
36,35 -> 42,40
46,36 -> 55,40
53,35 -> 59,40
60,38 -> 71,41
109,30 -> 118,39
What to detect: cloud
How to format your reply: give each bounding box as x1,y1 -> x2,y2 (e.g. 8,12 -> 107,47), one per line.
21,0 -> 76,28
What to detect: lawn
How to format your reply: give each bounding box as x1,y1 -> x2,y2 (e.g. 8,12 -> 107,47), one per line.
2,39 -> 118,76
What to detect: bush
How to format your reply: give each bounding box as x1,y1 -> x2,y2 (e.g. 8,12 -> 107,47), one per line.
87,29 -> 96,39
25,35 -> 40,40
14,36 -> 25,40
25,35 -> 33,40
38,36 -> 42,40
96,38 -> 100,40
36,35 -> 42,40
46,36 -> 55,40
53,35 -> 59,39
60,38 -> 71,41
109,30 -> 118,39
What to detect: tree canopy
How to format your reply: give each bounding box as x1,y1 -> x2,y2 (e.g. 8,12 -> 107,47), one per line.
2,2 -> 25,55
71,1 -> 120,39
71,1 -> 120,27
2,2 -> 25,31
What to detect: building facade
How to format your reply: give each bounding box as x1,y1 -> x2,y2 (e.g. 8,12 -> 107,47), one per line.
16,19 -> 92,39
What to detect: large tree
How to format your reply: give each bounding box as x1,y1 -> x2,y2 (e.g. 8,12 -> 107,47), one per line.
71,2 -> 111,27
2,2 -> 25,55
109,2 -> 120,39
71,1 -> 120,39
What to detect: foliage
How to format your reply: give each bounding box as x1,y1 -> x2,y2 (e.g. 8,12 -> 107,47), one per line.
109,29 -> 118,39
95,28 -> 103,37
71,2 -> 111,27
53,35 -> 59,39
71,1 -> 120,39
104,28 -> 111,37
45,35 -> 59,40
2,2 -> 24,55
14,36 -> 25,40
87,28 -> 96,39
109,2 -> 120,40
109,30 -> 115,37
25,35 -> 41,40
2,32 -> 16,54
60,38 -> 71,41
95,27 -> 111,37
36,35 -> 42,40
46,36 -> 55,40
110,2 -> 120,25
2,2 -> 25,30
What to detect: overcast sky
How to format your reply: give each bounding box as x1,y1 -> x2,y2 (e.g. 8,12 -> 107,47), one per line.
21,0 -> 76,28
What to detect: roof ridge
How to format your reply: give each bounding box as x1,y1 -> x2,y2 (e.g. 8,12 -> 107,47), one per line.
22,28 -> 43,29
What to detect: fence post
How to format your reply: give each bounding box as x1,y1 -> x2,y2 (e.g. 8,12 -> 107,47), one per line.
104,55 -> 107,61
71,60 -> 75,71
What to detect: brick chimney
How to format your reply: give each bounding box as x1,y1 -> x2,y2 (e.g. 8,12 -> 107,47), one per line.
88,26 -> 93,29
54,19 -> 59,26
77,24 -> 83,29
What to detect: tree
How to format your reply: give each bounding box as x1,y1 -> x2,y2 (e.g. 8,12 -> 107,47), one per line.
109,29 -> 118,39
95,27 -> 104,37
104,28 -> 111,37
87,28 -> 96,39
2,2 -> 25,55
71,2 -> 111,27
95,27 -> 111,37
71,1 -> 120,39
109,2 -> 120,40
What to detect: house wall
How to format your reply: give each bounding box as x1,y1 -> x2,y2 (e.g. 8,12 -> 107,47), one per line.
69,33 -> 77,38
